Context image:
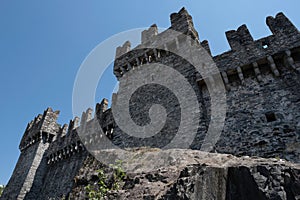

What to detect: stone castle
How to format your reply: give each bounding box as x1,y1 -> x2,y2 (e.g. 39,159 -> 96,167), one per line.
1,8 -> 300,199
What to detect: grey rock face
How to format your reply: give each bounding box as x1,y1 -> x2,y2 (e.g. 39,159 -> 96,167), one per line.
70,149 -> 300,200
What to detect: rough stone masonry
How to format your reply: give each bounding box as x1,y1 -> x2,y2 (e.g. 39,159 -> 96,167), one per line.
1,7 -> 300,200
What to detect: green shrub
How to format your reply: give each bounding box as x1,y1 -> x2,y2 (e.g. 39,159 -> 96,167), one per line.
0,185 -> 5,197
85,160 -> 126,199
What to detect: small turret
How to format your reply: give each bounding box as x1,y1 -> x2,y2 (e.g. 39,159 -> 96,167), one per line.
19,107 -> 60,151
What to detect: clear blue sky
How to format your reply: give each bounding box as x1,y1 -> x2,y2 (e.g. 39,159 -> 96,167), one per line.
0,0 -> 299,184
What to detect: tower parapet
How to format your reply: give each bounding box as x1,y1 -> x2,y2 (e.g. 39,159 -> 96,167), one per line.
1,108 -> 61,199
114,10 -> 300,83
113,7 -> 202,80
213,12 -> 300,87
19,107 -> 60,151
45,98 -> 114,166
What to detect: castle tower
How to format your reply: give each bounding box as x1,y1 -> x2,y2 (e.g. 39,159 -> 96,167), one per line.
1,108 -> 60,200
111,8 -> 209,149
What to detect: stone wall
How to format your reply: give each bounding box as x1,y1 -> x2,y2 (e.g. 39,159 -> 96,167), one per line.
37,150 -> 88,199
214,63 -> 300,162
111,8 -> 300,163
1,141 -> 49,199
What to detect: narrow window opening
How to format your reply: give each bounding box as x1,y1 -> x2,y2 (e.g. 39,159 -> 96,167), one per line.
262,41 -> 269,49
265,112 -> 276,122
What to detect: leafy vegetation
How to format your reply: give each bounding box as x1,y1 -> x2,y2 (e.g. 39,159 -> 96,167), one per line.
0,185 -> 5,197
85,160 -> 126,200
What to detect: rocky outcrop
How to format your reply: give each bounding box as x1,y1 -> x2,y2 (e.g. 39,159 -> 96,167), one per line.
70,149 -> 300,200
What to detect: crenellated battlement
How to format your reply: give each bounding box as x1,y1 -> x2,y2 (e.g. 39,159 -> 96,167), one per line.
44,98 -> 115,165
46,132 -> 84,165
214,13 -> 300,72
113,9 -> 300,86
113,7 -> 201,80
